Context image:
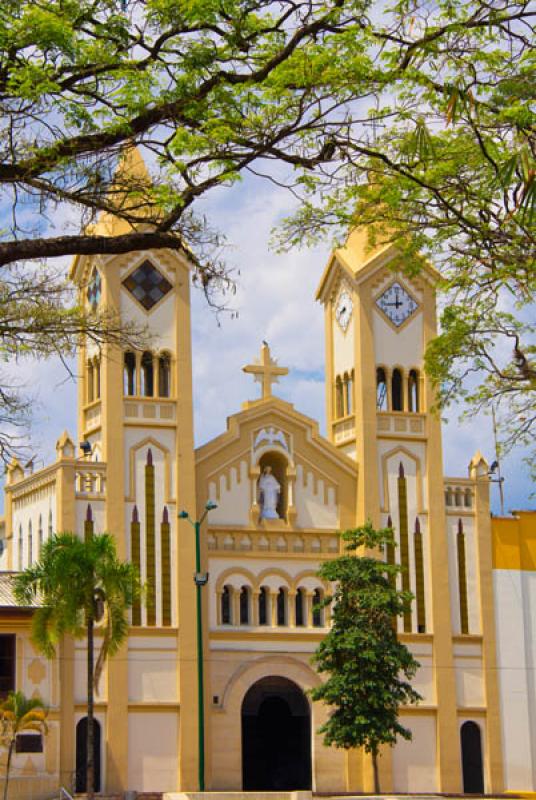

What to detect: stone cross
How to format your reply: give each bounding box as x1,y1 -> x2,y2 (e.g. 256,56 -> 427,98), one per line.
242,342 -> 288,399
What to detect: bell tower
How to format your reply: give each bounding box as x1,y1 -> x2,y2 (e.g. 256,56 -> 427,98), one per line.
70,149 -> 200,791
316,225 -> 462,792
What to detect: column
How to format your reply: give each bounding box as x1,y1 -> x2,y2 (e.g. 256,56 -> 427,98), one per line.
306,591 -> 314,628
270,590 -> 278,627
252,592 -> 260,626
232,587 -> 240,626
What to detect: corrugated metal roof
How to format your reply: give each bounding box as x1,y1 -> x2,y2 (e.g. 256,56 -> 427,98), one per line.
0,572 -> 40,609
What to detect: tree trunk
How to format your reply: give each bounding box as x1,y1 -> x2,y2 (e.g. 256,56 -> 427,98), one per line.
3,740 -> 14,800
87,617 -> 95,800
372,749 -> 380,795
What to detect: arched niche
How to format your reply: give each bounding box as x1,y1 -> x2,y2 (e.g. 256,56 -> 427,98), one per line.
258,451 -> 289,521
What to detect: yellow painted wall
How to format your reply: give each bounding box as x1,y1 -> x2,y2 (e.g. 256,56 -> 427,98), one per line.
492,511 -> 536,571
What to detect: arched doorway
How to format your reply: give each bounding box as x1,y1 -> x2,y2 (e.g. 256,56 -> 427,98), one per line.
242,676 -> 312,791
461,721 -> 484,793
75,717 -> 101,793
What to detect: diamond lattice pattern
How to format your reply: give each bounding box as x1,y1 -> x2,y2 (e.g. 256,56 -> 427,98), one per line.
123,260 -> 172,311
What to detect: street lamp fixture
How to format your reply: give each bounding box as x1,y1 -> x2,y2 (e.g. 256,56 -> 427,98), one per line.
178,500 -> 218,791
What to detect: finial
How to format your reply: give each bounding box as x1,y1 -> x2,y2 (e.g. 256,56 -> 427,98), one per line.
398,462 -> 405,479
132,505 -> 139,523
415,517 -> 420,534
162,506 -> 169,524
458,518 -> 463,535
242,342 -> 289,400
86,504 -> 93,522
387,515 -> 392,528
147,448 -> 153,466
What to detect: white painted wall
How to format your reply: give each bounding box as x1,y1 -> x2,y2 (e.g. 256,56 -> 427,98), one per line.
208,459 -> 250,526
119,253 -> 176,351
127,711 -> 178,791
392,714 -> 438,792
494,569 -> 536,790
295,464 -> 338,529
12,485 -> 56,570
128,635 -> 178,702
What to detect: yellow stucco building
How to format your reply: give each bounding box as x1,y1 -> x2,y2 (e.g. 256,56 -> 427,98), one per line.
0,162 -> 534,797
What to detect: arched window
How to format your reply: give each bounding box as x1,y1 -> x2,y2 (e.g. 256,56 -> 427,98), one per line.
239,586 -> 250,625
124,352 -> 136,396
28,521 -> 33,565
277,588 -> 287,626
18,525 -> 23,571
344,372 -> 353,415
464,488 -> 472,508
38,515 -> 43,557
312,589 -> 324,627
461,721 -> 484,793
258,587 -> 268,625
87,361 -> 94,403
94,358 -> 101,400
392,368 -> 403,411
455,487 -> 463,506
48,510 -> 53,538
158,353 -> 171,398
295,588 -> 305,627
376,367 -> 388,411
445,487 -> 453,506
140,351 -> 154,397
335,376 -> 344,418
76,717 -> 101,793
221,586 -> 232,625
408,369 -> 419,412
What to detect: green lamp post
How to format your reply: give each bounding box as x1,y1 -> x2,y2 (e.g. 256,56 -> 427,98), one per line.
178,499 -> 218,791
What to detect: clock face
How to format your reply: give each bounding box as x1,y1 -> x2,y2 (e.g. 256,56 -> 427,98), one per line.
376,281 -> 418,327
335,290 -> 353,332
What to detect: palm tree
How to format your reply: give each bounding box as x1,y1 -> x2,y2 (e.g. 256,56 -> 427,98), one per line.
0,690 -> 48,800
13,533 -> 142,800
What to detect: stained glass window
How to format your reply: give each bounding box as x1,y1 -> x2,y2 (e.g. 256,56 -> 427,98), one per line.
122,260 -> 172,311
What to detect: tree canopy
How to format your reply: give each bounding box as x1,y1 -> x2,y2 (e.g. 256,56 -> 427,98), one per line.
0,0 -> 534,467
311,522 -> 421,793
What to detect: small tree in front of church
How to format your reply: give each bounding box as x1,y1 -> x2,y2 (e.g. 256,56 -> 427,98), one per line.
311,522 -> 421,793
13,533 -> 142,800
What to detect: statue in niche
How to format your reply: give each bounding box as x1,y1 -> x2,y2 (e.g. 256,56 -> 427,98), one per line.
258,466 -> 281,519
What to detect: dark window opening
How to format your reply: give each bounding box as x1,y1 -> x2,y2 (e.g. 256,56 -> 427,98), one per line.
16,734 -> 43,753
0,635 -> 16,699
335,377 -> 344,418
461,721 -> 484,793
141,351 -> 154,397
158,354 -> 171,397
240,586 -> 250,625
295,588 -> 305,627
408,369 -> 419,412
221,586 -> 232,625
124,352 -> 136,396
392,368 -> 403,411
312,589 -> 323,627
95,360 -> 101,400
376,367 -> 387,411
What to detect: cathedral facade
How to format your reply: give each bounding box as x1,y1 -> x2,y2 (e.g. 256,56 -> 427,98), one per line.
0,166 -> 535,797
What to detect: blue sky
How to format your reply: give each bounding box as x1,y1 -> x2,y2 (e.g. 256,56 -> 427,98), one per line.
0,173 -> 533,517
